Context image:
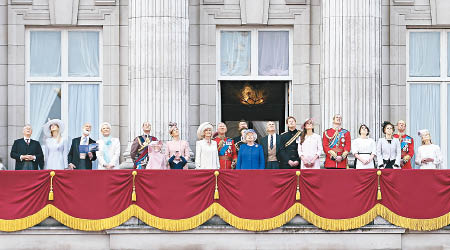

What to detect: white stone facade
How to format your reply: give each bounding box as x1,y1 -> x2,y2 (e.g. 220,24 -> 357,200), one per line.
0,0 -> 447,168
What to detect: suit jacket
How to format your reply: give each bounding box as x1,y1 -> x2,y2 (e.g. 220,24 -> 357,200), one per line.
68,137 -> 97,170
260,134 -> 281,164
10,138 -> 44,170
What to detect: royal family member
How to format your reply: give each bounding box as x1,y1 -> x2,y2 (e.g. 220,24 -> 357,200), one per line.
323,114 -> 351,169
42,119 -> 68,170
195,122 -> 220,169
279,116 -> 301,169
236,129 -> 265,169
166,122 -> 190,169
298,118 -> 322,169
376,121 -> 401,169
415,129 -> 443,169
146,140 -> 168,169
351,124 -> 376,169
10,124 -> 44,170
68,123 -> 97,170
97,122 -> 121,169
393,120 -> 414,169
260,121 -> 281,169
213,122 -> 237,169
130,122 -> 158,169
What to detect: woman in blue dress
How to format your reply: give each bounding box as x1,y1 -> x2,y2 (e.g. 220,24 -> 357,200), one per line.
236,129 -> 265,169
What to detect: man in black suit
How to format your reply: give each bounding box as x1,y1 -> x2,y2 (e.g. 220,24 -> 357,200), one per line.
10,124 -> 44,170
68,123 -> 97,170
260,121 -> 281,169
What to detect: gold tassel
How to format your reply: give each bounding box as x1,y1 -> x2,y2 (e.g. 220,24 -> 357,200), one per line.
132,171 -> 137,202
48,171 -> 55,201
377,170 -> 382,201
214,171 -> 220,200
296,171 -> 301,201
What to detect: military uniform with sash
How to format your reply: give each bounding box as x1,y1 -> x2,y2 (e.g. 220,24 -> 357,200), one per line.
130,134 -> 158,169
393,134 -> 414,169
213,136 -> 238,169
323,128 -> 351,169
279,129 -> 301,169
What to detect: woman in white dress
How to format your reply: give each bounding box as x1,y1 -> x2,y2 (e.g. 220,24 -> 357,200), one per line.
377,121 -> 401,169
42,119 -> 68,170
195,122 -> 220,169
297,118 -> 322,169
415,129 -> 443,169
97,122 -> 121,169
352,124 -> 376,169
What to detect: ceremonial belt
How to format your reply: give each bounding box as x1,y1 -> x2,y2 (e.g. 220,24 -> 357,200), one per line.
285,131 -> 301,148
219,156 -> 233,161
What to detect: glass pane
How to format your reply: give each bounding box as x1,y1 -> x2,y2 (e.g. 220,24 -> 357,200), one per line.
409,32 -> 440,77
258,31 -> 289,76
68,31 -> 100,77
29,84 -> 62,143
68,84 -> 99,142
409,84 -> 440,168
448,33 -> 450,77
220,31 -> 251,76
30,31 -> 61,77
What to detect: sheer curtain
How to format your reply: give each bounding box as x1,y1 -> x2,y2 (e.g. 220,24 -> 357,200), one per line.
30,31 -> 61,77
448,33 -> 450,77
68,84 -> 99,141
220,31 -> 251,76
68,31 -> 100,77
258,31 -> 289,76
30,84 -> 61,140
409,32 -> 440,77
410,84 -> 441,169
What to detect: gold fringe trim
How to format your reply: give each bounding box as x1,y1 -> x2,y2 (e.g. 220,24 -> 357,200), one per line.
2,203 -> 450,232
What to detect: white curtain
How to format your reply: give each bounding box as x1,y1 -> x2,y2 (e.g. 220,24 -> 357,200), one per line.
68,31 -> 100,77
30,84 -> 60,140
448,33 -> 450,77
447,85 -> 450,169
68,84 -> 99,141
410,84 -> 440,169
409,32 -> 440,77
220,31 -> 251,76
258,31 -> 289,76
30,31 -> 61,77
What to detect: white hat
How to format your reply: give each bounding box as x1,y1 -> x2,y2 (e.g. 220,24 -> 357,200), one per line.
418,129 -> 430,138
149,140 -> 162,147
197,122 -> 213,139
42,119 -> 65,138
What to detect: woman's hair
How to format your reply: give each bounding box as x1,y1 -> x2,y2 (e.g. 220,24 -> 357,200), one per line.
50,123 -> 62,143
299,119 -> 314,145
358,124 -> 370,136
382,121 -> 394,134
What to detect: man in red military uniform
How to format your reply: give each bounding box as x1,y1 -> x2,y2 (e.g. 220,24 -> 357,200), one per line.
323,114 -> 351,169
213,122 -> 238,169
393,120 -> 414,169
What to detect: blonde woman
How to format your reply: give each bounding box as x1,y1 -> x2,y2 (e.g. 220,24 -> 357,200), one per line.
42,119 -> 68,170
97,122 -> 121,169
415,129 -> 443,169
195,122 -> 220,169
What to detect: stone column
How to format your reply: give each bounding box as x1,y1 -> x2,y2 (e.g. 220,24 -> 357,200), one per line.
122,0 -> 189,167
321,0 -> 382,138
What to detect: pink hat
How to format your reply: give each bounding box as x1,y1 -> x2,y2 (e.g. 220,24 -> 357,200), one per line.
301,118 -> 314,130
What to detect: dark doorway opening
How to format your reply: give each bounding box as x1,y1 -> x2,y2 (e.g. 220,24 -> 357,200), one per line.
220,81 -> 287,139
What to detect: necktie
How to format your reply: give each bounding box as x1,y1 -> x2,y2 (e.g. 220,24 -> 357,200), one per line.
83,137 -> 88,144
26,139 -> 30,145
270,135 -> 273,150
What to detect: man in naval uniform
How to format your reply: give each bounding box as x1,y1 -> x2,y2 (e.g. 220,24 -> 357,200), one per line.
322,114 -> 351,169
393,120 -> 414,169
213,122 -> 238,169
130,122 -> 158,169
279,116 -> 301,169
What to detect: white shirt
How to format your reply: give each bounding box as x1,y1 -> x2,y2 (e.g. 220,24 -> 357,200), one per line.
352,137 -> 376,169
415,144 -> 442,169
376,137 -> 401,168
195,139 -> 220,169
297,133 -> 322,169
97,137 -> 121,169
266,134 -> 277,152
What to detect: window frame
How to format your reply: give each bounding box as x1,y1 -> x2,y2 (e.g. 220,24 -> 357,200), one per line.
216,26 -> 293,81
406,29 -> 449,168
25,27 -> 103,140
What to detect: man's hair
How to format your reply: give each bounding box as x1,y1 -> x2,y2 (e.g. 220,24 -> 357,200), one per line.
285,116 -> 296,124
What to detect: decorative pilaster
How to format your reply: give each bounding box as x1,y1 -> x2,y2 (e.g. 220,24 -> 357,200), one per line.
321,0 -> 382,138
128,0 -> 189,141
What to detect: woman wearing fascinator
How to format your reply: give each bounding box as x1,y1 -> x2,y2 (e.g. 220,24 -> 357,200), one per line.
297,118 -> 322,169
42,119 -> 69,170
376,121 -> 401,169
195,122 -> 220,169
415,129 -> 443,169
166,122 -> 191,169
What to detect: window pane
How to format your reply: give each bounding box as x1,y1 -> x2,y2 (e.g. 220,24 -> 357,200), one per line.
68,84 -> 99,142
30,31 -> 61,77
68,32 -> 100,77
448,33 -> 450,77
410,84 -> 440,168
220,31 -> 251,76
30,84 -> 62,143
409,32 -> 440,77
258,31 -> 289,76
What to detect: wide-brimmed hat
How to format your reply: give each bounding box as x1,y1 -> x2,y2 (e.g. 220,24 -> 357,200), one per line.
42,119 -> 65,138
418,129 -> 430,138
197,122 -> 213,139
242,129 -> 257,141
149,140 -> 163,147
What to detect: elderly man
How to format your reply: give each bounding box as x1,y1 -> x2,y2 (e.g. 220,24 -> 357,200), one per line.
68,123 -> 97,170
213,122 -> 237,169
260,121 -> 281,169
10,124 -> 44,170
130,122 -> 158,169
393,120 -> 414,169
323,114 -> 351,169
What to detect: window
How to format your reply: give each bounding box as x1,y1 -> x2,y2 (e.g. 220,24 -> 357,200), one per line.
217,28 -> 292,80
26,29 -> 102,144
407,30 -> 449,168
